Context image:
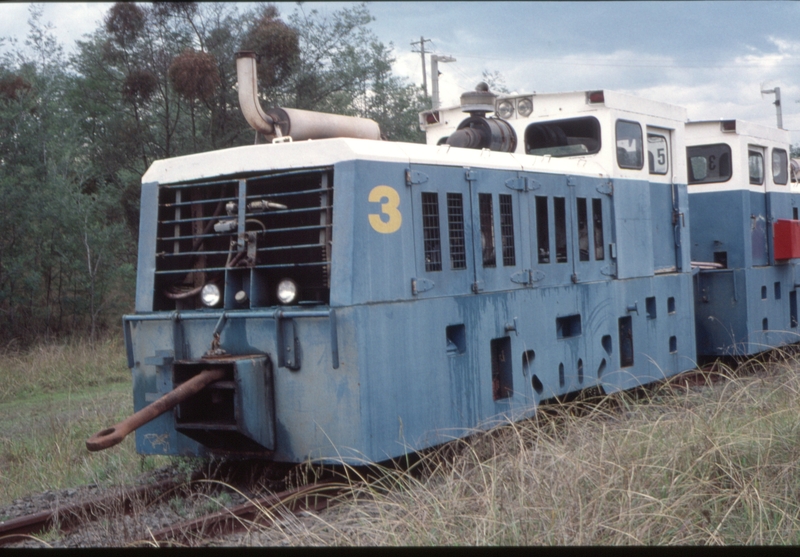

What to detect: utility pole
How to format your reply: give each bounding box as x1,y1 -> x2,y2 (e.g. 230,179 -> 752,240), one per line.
431,54 -> 456,110
761,86 -> 783,129
411,36 -> 432,96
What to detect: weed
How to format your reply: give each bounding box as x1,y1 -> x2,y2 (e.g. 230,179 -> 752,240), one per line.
0,338 -> 172,507
169,496 -> 187,518
244,352 -> 800,546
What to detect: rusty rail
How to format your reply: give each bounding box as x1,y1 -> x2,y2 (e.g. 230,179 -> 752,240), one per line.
0,479 -> 179,546
148,480 -> 346,545
86,368 -> 226,451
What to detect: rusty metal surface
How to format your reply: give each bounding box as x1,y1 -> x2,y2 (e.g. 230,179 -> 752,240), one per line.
86,368 -> 226,451
0,479 -> 178,546
148,480 -> 345,545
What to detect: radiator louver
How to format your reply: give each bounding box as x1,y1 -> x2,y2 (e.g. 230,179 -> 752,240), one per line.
153,169 -> 333,310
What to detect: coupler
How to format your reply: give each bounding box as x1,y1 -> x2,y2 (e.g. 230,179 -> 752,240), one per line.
85,368 -> 226,451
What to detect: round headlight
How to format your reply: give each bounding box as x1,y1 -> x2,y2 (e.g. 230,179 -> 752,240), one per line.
517,98 -> 533,117
201,283 -> 221,307
277,279 -> 298,305
496,100 -> 514,119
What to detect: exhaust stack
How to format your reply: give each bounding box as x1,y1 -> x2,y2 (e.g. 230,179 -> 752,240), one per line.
236,51 -> 381,141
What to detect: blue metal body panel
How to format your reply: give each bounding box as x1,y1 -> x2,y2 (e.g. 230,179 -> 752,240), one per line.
127,154 -> 697,463
135,182 -> 159,313
690,189 -> 800,356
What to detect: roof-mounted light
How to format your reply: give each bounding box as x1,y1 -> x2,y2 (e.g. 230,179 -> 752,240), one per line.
496,100 -> 514,119
586,90 -> 605,104
517,97 -> 533,117
425,111 -> 440,125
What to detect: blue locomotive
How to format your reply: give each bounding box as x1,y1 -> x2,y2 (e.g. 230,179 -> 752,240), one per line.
686,119 -> 800,356
86,52 -> 797,463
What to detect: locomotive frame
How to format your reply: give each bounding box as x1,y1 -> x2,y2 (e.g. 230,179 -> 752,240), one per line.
93,55 -> 799,464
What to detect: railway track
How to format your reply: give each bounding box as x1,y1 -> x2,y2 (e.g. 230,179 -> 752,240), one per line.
0,359 -> 765,547
0,478 -> 180,546
0,472 -> 346,548
145,480 -> 345,546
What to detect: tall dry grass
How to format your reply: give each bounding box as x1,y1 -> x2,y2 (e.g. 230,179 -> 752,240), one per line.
242,353 -> 800,546
0,337 -> 169,509
0,336 -> 128,403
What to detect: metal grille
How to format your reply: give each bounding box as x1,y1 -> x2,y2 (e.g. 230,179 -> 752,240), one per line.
479,193 -> 496,267
499,194 -> 516,266
422,192 -> 442,272
447,193 -> 467,270
154,169 -> 333,310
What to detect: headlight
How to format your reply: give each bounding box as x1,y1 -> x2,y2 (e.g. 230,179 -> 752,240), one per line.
201,283 -> 221,307
517,98 -> 533,117
496,100 -> 514,119
277,279 -> 298,305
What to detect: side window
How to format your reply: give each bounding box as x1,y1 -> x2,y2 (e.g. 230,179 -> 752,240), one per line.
647,134 -> 669,175
772,148 -> 788,185
616,120 -> 643,170
749,150 -> 764,185
687,143 -> 732,184
525,116 -> 601,157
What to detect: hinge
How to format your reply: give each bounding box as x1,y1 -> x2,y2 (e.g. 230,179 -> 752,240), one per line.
504,175 -> 541,192
596,180 -> 613,196
411,277 -> 435,295
600,263 -> 617,277
504,317 -> 519,336
510,269 -> 545,286
405,169 -> 429,186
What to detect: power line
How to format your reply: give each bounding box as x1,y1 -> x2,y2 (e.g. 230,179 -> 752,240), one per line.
447,53 -> 800,69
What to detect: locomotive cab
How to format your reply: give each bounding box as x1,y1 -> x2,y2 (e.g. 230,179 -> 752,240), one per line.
687,119 -> 800,356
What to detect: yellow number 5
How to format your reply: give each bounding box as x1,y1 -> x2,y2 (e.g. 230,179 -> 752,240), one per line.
368,185 -> 402,234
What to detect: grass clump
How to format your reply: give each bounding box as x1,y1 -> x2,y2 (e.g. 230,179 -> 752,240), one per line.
252,354 -> 800,546
0,336 -> 170,507
0,336 -> 129,403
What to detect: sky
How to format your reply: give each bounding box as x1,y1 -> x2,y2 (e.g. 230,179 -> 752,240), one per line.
3,1 -> 800,143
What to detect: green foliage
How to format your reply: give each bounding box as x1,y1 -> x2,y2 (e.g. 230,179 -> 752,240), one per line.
0,6 -> 136,343
0,2 -> 426,343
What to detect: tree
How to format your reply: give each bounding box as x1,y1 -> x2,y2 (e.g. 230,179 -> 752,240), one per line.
0,2 -> 429,343
481,69 -> 510,95
0,5 -> 135,344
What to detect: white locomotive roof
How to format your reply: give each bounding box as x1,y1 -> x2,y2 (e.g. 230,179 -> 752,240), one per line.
142,137 -> 610,185
686,119 -> 791,145
685,119 -> 795,194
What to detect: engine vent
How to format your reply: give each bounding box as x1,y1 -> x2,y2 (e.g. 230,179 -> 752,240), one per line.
154,168 -> 333,310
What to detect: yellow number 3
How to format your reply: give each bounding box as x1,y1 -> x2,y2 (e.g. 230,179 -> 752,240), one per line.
368,185 -> 402,234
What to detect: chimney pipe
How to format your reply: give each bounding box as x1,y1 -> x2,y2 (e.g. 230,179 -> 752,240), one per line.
235,51 -> 381,141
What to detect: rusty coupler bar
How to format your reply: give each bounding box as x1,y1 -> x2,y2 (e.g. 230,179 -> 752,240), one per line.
86,368 -> 226,452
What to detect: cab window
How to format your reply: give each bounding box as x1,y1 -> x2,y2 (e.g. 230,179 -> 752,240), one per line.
525,116 -> 601,157
749,150 -> 764,185
647,134 -> 668,175
772,148 -> 788,185
687,144 -> 732,184
616,120 -> 643,169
